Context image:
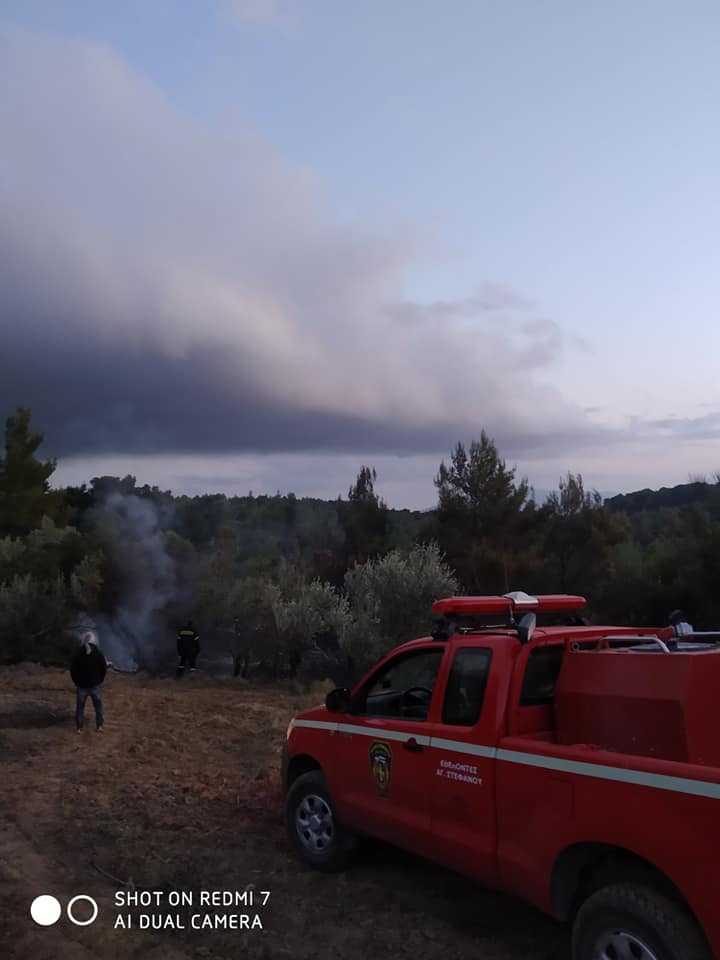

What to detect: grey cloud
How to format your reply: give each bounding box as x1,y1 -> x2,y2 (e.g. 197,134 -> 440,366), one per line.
648,412 -> 720,441
391,284 -> 534,328
0,27 -> 601,464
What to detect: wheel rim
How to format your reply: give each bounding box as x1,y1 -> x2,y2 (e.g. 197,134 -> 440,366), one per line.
593,930 -> 660,960
295,793 -> 335,854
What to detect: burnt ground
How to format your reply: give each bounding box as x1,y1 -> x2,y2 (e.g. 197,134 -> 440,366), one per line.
0,665 -> 570,960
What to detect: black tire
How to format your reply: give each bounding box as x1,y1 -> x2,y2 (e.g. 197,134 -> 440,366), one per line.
285,771 -> 356,872
572,883 -> 711,960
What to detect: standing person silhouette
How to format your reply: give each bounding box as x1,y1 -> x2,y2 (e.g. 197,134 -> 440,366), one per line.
177,620 -> 200,675
70,631 -> 107,733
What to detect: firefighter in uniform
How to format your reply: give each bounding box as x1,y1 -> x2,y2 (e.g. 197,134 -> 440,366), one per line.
177,620 -> 200,675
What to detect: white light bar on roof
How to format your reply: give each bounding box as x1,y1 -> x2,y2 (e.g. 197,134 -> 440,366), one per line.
503,591 -> 539,607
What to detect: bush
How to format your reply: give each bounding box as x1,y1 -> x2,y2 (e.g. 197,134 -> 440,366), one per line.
0,522 -> 104,664
343,541 -> 458,668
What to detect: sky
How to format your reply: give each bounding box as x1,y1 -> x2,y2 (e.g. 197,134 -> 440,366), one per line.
1,0 -> 719,508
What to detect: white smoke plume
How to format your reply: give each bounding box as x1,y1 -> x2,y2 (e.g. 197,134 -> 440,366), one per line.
85,493 -> 183,671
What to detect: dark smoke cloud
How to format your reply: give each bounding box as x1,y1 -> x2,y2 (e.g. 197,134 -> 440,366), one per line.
0,26 -> 603,463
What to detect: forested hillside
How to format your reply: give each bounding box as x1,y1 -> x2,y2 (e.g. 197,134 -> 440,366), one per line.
2,405 -> 719,679
606,479 -> 720,517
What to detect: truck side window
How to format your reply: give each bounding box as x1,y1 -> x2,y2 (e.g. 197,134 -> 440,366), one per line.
442,648 -> 492,726
352,647 -> 445,721
520,645 -> 565,706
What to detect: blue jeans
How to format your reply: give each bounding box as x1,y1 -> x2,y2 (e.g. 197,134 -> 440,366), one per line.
76,686 -> 104,730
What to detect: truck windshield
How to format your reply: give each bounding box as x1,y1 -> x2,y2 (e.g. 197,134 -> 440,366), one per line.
352,647 -> 445,721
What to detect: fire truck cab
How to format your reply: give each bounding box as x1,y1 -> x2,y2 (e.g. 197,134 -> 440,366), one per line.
282,592 -> 720,960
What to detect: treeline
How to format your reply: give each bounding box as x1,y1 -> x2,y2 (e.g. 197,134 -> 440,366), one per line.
1,405 -> 720,678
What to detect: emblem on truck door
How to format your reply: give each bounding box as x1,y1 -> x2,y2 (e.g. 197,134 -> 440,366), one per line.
369,741 -> 392,798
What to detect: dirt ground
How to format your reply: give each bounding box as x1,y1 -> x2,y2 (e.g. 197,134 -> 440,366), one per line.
0,665 -> 570,960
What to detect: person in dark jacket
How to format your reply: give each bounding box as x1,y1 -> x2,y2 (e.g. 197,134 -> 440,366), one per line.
177,620 -> 200,675
70,631 -> 107,733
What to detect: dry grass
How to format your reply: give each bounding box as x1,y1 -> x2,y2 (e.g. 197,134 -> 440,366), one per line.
0,665 -> 569,959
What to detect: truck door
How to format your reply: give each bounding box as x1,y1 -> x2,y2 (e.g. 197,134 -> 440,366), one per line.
332,645 -> 446,855
426,647 -> 500,886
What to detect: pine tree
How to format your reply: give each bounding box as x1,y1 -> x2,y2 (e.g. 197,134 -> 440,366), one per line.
434,433 -> 536,592
343,466 -> 390,566
0,407 -> 58,537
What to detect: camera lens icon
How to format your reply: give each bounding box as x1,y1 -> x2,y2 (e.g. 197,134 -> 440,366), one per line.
30,894 -> 99,926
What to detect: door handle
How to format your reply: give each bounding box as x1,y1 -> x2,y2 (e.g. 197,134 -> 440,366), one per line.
403,737 -> 423,753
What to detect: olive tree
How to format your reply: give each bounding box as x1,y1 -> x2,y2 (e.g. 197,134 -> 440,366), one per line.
343,541 -> 458,668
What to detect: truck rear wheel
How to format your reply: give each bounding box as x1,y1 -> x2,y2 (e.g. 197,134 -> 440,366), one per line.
572,883 -> 711,960
285,771 -> 356,872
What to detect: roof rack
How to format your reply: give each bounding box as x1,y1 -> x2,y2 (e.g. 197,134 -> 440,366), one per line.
605,634 -> 671,653
430,615 -> 537,644
567,633 -> 720,654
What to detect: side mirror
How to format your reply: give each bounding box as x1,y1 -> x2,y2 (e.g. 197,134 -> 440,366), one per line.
325,687 -> 351,713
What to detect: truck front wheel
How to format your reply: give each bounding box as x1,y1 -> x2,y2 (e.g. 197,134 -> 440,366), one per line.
572,883 -> 711,960
285,771 -> 356,872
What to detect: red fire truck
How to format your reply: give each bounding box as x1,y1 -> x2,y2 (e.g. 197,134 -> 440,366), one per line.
282,592 -> 720,960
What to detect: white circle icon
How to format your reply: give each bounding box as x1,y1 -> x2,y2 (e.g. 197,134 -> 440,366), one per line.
30,895 -> 62,926
67,895 -> 99,926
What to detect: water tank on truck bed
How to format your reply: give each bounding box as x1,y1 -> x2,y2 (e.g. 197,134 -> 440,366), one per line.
555,638 -> 720,765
